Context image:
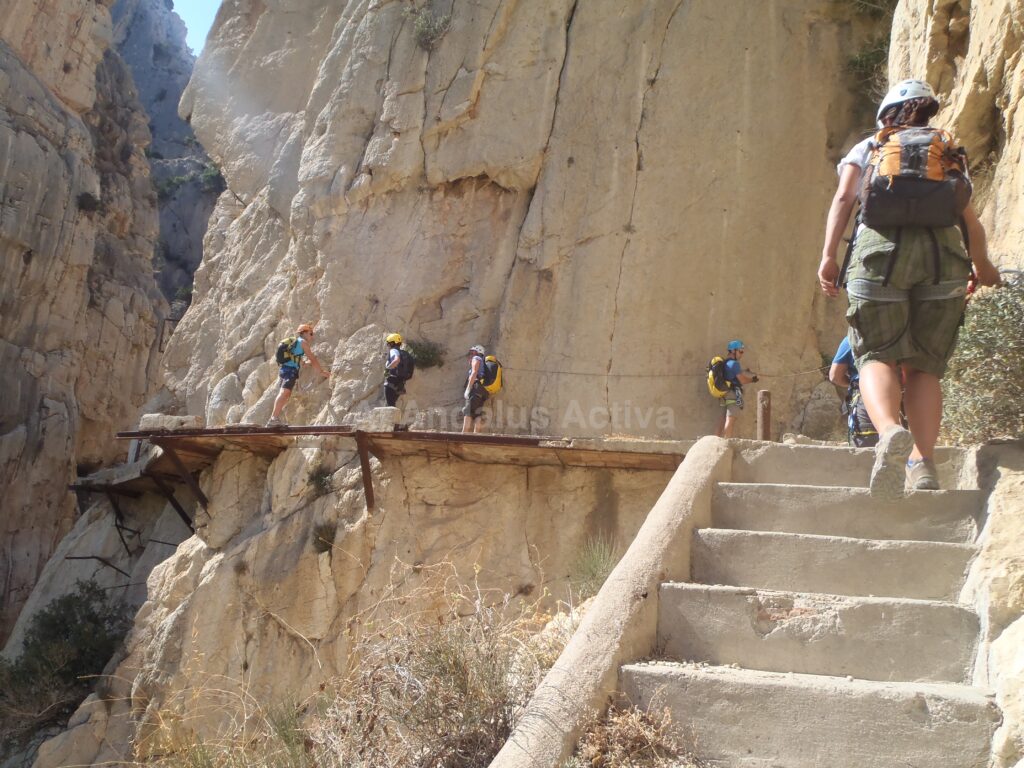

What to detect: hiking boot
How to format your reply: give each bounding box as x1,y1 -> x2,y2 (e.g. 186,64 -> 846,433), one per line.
869,425 -> 914,500
265,417 -> 287,428
906,458 -> 940,491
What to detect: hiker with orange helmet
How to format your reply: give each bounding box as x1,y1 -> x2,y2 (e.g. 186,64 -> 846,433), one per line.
817,79 -> 999,495
266,323 -> 329,427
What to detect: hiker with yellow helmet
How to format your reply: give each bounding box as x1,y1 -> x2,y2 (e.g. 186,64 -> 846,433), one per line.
266,323 -> 329,427
462,344 -> 488,433
384,333 -> 414,407
817,79 -> 1000,496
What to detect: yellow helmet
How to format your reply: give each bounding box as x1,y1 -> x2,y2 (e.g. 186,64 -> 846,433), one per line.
385,332 -> 403,345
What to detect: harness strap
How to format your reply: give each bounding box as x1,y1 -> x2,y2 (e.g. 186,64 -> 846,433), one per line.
882,227 -> 902,287
926,228 -> 941,285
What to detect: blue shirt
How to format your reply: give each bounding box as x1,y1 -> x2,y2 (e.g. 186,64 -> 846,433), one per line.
724,358 -> 742,385
832,337 -> 858,385
283,338 -> 304,369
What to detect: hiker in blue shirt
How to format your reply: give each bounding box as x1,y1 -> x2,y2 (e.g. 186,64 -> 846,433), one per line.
830,336 -> 878,447
714,340 -> 759,438
266,323 -> 329,427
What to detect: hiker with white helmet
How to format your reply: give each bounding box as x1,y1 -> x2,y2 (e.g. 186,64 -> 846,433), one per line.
818,79 -> 1000,496
708,339 -> 759,438
462,344 -> 488,433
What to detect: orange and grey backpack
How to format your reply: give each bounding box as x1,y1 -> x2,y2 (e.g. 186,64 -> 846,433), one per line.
859,126 -> 971,228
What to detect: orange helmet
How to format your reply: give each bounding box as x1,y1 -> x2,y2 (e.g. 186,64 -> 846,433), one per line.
296,323 -> 315,335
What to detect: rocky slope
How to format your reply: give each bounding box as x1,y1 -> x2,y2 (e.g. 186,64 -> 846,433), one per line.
112,0 -> 221,300
0,0 -> 166,643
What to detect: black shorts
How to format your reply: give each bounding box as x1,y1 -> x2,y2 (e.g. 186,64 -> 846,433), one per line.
279,366 -> 300,390
462,387 -> 488,418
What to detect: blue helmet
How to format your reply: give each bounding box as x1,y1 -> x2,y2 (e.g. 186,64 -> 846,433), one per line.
727,339 -> 745,352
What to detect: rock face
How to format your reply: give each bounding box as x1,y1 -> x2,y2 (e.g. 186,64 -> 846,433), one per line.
0,0 -> 166,643
165,0 -> 875,440
112,0 -> 221,300
890,0 -> 1024,272
32,441 -> 673,765
962,443 -> 1024,768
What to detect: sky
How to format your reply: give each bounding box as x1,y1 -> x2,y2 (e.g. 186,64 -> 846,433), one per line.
174,0 -> 219,55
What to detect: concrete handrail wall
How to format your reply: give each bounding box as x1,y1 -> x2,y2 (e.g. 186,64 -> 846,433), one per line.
491,436 -> 734,768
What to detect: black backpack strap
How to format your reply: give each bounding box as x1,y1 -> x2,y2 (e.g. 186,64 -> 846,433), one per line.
835,207 -> 862,289
881,227 -> 902,287
926,228 -> 941,285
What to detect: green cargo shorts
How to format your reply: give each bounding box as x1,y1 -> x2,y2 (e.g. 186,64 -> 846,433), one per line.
845,225 -> 970,377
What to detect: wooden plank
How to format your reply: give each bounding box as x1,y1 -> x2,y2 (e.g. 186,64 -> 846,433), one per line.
156,442 -> 210,510
149,474 -> 195,532
552,448 -> 681,471
355,431 -> 376,511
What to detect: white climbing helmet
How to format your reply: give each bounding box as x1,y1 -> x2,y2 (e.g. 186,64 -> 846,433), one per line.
876,79 -> 938,126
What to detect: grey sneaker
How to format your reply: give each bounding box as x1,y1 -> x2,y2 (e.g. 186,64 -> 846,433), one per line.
907,458 -> 940,491
869,425 -> 914,499
265,417 -> 287,428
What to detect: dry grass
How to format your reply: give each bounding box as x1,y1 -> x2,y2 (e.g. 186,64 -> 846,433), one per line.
139,562 -> 580,768
942,279 -> 1024,444
564,702 -> 704,768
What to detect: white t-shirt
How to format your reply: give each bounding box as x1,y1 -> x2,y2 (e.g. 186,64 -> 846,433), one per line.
836,137 -> 872,175
387,347 -> 400,369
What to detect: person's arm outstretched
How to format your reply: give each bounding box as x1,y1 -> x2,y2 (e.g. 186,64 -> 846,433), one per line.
818,163 -> 862,297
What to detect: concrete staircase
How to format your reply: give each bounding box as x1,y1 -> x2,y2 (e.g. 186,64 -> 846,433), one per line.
621,445 -> 1001,767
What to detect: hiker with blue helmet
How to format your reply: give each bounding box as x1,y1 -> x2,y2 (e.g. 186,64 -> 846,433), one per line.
714,340 -> 759,438
817,79 -> 1000,496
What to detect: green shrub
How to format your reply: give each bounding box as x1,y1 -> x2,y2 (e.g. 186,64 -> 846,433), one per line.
569,533 -> 619,600
308,463 -> 334,498
311,521 -> 337,553
76,192 -> 101,213
406,338 -> 446,369
842,0 -> 899,101
199,164 -> 226,194
404,6 -> 451,51
0,580 -> 130,750
156,174 -> 191,200
942,279 -> 1024,444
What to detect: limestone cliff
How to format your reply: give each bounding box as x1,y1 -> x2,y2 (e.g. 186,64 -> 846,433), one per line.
0,0 -> 166,642
112,0 -> 221,300
890,0 -> 1024,272
165,0 -> 875,439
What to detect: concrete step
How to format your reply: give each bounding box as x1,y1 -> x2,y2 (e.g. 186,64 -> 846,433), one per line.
730,441 -> 966,488
658,583 -> 978,683
692,529 -> 974,601
712,483 -> 981,543
621,662 -> 999,768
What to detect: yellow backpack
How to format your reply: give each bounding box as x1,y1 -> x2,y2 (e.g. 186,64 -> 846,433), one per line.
706,356 -> 733,399
482,355 -> 503,395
